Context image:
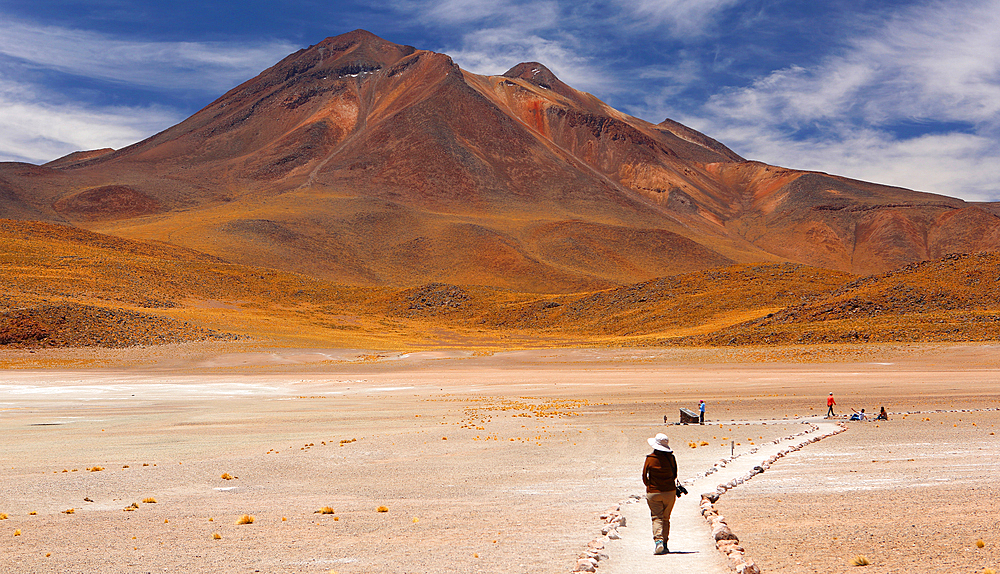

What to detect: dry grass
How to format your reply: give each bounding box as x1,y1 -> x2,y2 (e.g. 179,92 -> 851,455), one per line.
61,509 -> 74,515
220,473 -> 234,480
142,497 -> 157,504
314,507 -> 336,515
851,555 -> 871,566
236,514 -> 254,525
376,506 -> 388,513
977,539 -> 986,548
4,220 -> 1000,351
212,532 -> 221,540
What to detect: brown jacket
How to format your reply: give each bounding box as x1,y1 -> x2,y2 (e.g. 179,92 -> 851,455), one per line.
643,450 -> 677,493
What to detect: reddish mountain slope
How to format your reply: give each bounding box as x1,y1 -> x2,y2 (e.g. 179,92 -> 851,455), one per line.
1,29 -> 998,291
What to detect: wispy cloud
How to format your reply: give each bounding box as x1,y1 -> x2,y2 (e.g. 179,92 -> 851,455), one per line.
607,0 -> 742,35
0,79 -> 181,164
0,19 -> 298,163
678,0 -> 1000,201
0,20 -> 297,92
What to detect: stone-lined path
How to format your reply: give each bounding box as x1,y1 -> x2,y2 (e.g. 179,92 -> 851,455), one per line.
585,417 -> 845,574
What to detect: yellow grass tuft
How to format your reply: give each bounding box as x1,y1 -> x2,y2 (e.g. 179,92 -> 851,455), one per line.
376,506 -> 388,513
314,507 -> 336,515
213,532 -> 221,540
29,511 -> 37,515
333,516 -> 339,521
413,517 -> 419,523
976,539 -> 985,548
88,466 -> 104,472
143,497 -> 157,504
984,569 -> 995,574
14,529 -> 21,536
0,513 -> 7,520
236,514 -> 254,525
851,555 -> 871,566
220,473 -> 234,480
123,502 -> 139,511
62,508 -> 74,514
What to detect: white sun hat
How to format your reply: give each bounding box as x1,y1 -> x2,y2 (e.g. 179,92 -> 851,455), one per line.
647,433 -> 672,452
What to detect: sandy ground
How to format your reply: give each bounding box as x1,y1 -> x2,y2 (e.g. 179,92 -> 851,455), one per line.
1,343 -> 999,573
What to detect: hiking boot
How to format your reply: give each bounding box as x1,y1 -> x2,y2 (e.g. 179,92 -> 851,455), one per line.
654,540 -> 665,555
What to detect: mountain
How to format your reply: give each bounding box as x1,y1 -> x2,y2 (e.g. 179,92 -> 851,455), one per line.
2,29 -> 999,292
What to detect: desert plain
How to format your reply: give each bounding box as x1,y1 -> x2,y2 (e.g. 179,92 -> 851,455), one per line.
1,342 -> 998,574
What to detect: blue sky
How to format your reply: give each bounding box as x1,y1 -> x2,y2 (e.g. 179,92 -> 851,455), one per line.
2,0 -> 999,201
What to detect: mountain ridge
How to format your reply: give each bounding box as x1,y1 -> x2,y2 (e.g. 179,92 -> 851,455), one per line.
1,29 -> 999,292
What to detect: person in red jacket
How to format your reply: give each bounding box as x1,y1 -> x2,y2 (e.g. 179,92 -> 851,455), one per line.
827,392 -> 837,418
642,433 -> 677,555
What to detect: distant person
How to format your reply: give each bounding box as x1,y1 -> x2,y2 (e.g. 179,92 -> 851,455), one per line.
875,406 -> 888,421
643,433 -> 678,555
849,408 -> 867,421
699,399 -> 706,424
827,393 -> 836,417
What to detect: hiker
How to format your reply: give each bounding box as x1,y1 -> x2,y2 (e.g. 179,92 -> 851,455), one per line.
875,406 -> 888,421
699,399 -> 706,424
643,433 -> 678,555
827,392 -> 836,417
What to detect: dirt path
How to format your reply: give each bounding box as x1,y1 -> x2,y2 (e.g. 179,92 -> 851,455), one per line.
600,418 -> 844,574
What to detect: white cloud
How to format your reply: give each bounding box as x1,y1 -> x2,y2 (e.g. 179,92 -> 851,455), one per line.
0,80 -> 181,164
0,19 -> 299,163
442,27 -> 615,93
0,20 -> 297,92
420,0 -> 560,29
678,0 -> 1000,201
607,0 -> 742,35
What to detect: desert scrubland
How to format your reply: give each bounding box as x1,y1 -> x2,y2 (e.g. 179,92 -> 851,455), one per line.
1,343 -> 997,574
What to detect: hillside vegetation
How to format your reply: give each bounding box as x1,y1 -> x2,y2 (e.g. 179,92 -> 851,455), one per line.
2,220 -> 999,349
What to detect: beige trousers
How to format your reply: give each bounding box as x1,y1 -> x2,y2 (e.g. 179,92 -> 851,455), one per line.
645,491 -> 676,542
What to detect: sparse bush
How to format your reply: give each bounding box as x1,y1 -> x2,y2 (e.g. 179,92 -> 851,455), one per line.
851,555 -> 870,566
220,473 -> 234,480
236,514 -> 254,525
314,507 -> 336,514
212,532 -> 221,540
142,497 -> 157,504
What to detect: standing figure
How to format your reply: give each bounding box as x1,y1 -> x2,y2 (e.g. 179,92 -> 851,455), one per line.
698,399 -> 705,424
827,392 -> 836,417
642,433 -> 677,555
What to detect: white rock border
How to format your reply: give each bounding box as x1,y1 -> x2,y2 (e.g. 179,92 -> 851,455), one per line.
576,418 -> 853,573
